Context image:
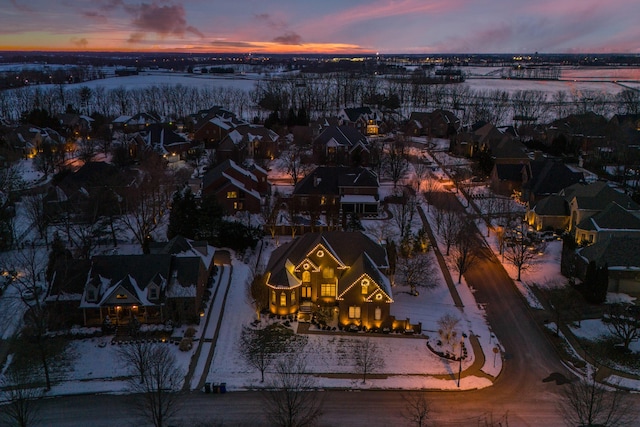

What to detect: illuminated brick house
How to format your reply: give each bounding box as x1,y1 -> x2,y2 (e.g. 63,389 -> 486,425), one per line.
264,232 -> 396,329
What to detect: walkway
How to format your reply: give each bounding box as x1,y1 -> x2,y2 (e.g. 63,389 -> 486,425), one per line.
182,261 -> 234,391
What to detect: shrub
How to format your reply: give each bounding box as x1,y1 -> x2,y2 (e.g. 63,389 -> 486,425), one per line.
179,337 -> 193,351
184,327 -> 196,338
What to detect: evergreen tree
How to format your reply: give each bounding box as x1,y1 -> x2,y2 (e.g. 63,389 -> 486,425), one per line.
583,260 -> 599,303
196,195 -> 224,242
46,232 -> 71,281
595,263 -> 609,304
296,107 -> 309,126
167,188 -> 198,240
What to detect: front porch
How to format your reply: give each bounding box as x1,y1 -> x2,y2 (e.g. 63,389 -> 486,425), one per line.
83,304 -> 164,327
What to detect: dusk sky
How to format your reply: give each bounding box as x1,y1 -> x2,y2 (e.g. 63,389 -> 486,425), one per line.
1,0 -> 639,54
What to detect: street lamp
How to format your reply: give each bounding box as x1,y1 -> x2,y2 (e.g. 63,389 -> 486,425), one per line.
457,337 -> 464,387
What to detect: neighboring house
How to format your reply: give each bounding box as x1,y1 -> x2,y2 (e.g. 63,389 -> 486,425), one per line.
134,123 -> 192,161
5,125 -> 66,158
489,163 -> 527,197
405,110 -> 461,138
520,158 -> 584,206
338,107 -> 381,136
42,161 -> 136,221
72,236 -> 215,327
544,112 -> 608,158
292,166 -> 379,217
527,180 -> 640,235
57,113 -> 93,137
201,159 -> 269,214
216,124 -> 279,164
114,112 -> 162,133
573,202 -> 640,245
263,231 -> 415,330
191,106 -> 246,148
312,125 -> 370,166
576,236 -> 640,296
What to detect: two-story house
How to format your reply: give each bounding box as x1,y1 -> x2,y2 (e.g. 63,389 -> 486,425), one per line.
312,125 -> 370,166
264,231 -> 395,329
292,166 -> 379,217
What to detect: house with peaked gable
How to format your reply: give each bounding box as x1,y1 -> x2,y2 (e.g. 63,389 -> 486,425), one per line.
191,106 -> 247,148
216,124 -> 279,164
312,125 -> 370,166
201,159 -> 270,214
405,110 -> 461,139
72,236 -> 216,327
263,231 -> 416,330
338,106 -> 381,136
292,166 -> 379,217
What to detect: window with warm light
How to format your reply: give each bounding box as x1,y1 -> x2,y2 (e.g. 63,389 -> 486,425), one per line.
291,291 -> 296,304
280,292 -> 287,307
226,191 -> 238,199
322,267 -> 334,279
374,307 -> 382,320
271,290 -> 276,304
302,286 -> 311,298
116,294 -> 127,299
321,283 -> 336,297
302,271 -> 310,283
349,306 -> 361,319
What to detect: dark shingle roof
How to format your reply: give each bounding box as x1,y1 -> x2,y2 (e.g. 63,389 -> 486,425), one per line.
532,195 -> 569,216
313,125 -> 368,149
579,236 -> 640,269
577,202 -> 640,231
90,255 -> 172,292
524,159 -> 583,197
294,167 -> 378,196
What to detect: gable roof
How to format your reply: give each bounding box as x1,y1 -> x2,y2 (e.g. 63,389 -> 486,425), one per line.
524,159 -> 584,197
313,125 -> 368,149
576,202 -> 640,231
265,232 -> 388,289
532,195 -> 569,216
294,166 -> 378,196
562,181 -> 639,211
578,236 -> 640,269
342,107 -> 374,123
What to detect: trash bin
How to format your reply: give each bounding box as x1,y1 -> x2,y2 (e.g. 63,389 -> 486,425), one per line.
204,382 -> 211,393
220,382 -> 226,393
213,384 -> 220,393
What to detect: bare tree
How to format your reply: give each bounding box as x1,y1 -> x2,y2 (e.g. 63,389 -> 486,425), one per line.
437,314 -> 461,347
247,272 -> 269,321
390,192 -> 416,241
452,223 -> 479,283
544,285 -> 578,337
557,371 -> 637,427
127,345 -> 183,427
422,174 -> 439,212
440,209 -> 463,256
0,365 -> 43,427
606,304 -> 640,352
283,145 -> 312,186
9,245 -> 53,390
120,157 -> 171,253
504,229 -> 543,281
397,253 -> 437,295
21,194 -> 49,247
401,392 -> 432,427
239,323 -> 305,383
117,341 -> 156,384
384,138 -> 409,188
262,353 -> 323,427
353,338 -> 384,384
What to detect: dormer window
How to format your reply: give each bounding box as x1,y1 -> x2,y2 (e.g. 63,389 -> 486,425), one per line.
116,294 -> 127,299
149,287 -> 158,300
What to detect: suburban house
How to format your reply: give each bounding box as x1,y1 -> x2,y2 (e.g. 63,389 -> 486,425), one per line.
191,106 -> 247,148
57,113 -> 94,138
42,161 -> 136,222
201,159 -> 270,214
263,231 -> 416,331
45,236 -> 216,328
292,166 -> 380,218
216,124 -> 279,164
576,236 -> 640,296
405,110 -> 461,139
312,125 -> 370,166
338,106 -> 381,136
6,125 -> 67,159
112,112 -> 161,133
131,123 -> 193,161
527,180 -> 639,235
520,158 -> 584,206
573,202 -> 640,245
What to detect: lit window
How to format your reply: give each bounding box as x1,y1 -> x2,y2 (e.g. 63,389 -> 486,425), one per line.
272,290 -> 276,304
322,268 -> 334,279
149,287 -> 158,300
361,278 -> 370,294
302,286 -> 311,298
226,191 -> 238,199
321,283 -> 336,297
374,307 -> 382,320
116,294 -> 127,299
280,292 -> 287,307
233,201 -> 243,210
349,306 -> 361,319
302,271 -> 310,283
291,291 -> 296,304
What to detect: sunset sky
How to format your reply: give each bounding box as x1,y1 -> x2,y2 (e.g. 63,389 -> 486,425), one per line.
1,0 -> 639,54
